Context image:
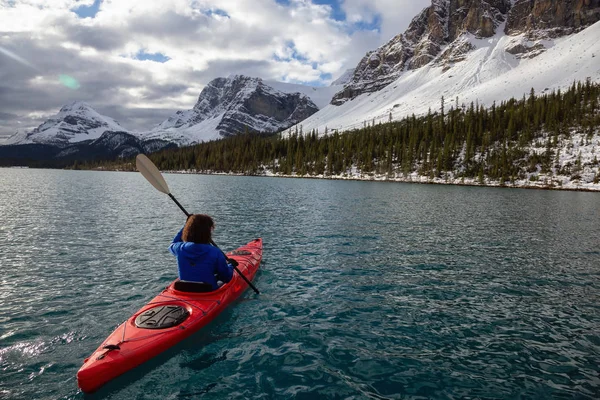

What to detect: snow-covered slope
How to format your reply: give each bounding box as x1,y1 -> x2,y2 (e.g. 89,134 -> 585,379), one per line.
141,75 -> 322,145
330,69 -> 355,87
296,21 -> 600,134
5,102 -> 129,146
3,128 -> 28,145
142,110 -> 225,145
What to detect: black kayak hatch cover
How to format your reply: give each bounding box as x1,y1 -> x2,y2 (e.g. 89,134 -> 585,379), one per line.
135,305 -> 189,329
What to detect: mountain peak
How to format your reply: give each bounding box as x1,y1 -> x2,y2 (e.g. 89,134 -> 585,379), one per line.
59,101 -> 95,113
6,102 -> 128,146
225,74 -> 260,82
143,76 -> 319,144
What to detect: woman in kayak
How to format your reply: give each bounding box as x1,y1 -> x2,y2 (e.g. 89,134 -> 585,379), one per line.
169,214 -> 234,290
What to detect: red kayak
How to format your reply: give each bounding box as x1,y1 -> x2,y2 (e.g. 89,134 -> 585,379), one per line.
77,238 -> 262,393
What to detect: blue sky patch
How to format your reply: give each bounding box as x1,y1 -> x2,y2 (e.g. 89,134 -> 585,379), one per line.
273,41 -> 309,63
275,0 -> 380,33
72,0 -> 102,19
134,51 -> 170,63
280,70 -> 331,87
276,0 -> 345,21
318,72 -> 332,83
204,8 -> 230,18
313,0 -> 345,21
352,14 -> 382,33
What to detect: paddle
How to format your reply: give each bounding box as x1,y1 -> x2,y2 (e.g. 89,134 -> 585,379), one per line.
136,154 -> 260,294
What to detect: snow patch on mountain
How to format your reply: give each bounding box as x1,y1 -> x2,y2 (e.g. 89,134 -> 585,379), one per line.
141,113 -> 227,144
3,128 -> 28,145
296,21 -> 600,134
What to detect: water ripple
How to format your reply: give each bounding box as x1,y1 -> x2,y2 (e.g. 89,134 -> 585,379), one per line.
0,170 -> 599,399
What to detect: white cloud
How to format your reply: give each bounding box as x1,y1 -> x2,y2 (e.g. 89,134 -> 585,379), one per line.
0,0 -> 431,137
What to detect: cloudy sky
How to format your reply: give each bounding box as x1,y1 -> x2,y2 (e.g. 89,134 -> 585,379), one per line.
0,0 -> 430,138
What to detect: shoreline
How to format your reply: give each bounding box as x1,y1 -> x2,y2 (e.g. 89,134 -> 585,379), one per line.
4,166 -> 599,192
115,167 -> 600,193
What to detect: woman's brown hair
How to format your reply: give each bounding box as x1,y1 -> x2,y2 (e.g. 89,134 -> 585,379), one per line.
182,214 -> 214,244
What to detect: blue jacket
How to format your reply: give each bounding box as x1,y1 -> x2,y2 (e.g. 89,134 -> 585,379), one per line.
169,228 -> 234,290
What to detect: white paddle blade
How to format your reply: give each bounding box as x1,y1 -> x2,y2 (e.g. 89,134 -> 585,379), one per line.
136,154 -> 170,194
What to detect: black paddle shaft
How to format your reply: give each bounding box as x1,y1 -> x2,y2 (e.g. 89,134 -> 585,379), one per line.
167,193 -> 260,294
169,193 -> 191,218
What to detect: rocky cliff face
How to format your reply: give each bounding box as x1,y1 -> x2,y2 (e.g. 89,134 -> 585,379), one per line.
505,0 -> 600,57
332,0 -> 600,105
151,75 -> 319,143
507,0 -> 600,36
212,76 -> 319,137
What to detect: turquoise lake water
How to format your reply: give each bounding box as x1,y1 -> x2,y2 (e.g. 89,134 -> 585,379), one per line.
0,168 -> 599,399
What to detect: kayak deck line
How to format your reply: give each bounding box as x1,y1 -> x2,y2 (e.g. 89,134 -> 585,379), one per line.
77,238 -> 263,393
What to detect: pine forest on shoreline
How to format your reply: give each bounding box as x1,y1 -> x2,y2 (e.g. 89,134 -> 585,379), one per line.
51,80 -> 600,191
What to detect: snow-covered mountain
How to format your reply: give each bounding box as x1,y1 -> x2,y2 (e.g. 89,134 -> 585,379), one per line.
332,0 -> 599,105
296,0 -> 600,134
140,75 -> 339,145
1,102 -> 174,162
2,77 -> 342,149
53,131 -> 175,159
3,0 -> 599,156
0,130 -> 175,165
5,102 -> 129,146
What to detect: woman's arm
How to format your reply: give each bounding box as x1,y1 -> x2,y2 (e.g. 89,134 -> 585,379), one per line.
216,253 -> 234,283
169,227 -> 184,255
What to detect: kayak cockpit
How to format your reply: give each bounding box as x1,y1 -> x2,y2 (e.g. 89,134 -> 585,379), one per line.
172,280 -> 213,293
